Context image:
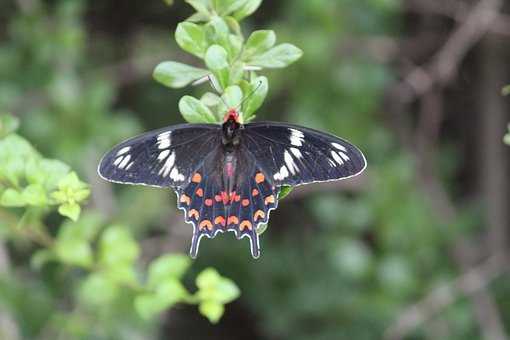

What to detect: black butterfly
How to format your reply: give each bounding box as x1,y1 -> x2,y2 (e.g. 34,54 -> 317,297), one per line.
98,109 -> 366,258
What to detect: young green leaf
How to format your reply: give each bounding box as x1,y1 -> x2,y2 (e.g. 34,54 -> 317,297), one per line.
175,22 -> 208,58
135,280 -> 189,319
179,95 -> 217,123
221,85 -> 243,110
205,45 -> 230,89
243,30 -> 276,60
199,301 -> 224,323
154,61 -> 210,88
58,202 -> 81,221
214,0 -> 249,16
147,254 -> 192,288
0,188 -> 26,207
185,0 -> 212,17
79,273 -> 120,306
22,184 -> 47,206
55,237 -> 93,268
247,43 -> 303,68
232,0 -> 262,21
0,113 -> 20,138
239,76 -> 268,121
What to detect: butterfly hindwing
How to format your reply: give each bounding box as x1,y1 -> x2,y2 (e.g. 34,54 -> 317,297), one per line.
242,122 -> 366,186
98,124 -> 220,188
177,148 -> 279,258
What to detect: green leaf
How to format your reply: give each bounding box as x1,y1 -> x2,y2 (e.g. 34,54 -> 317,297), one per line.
0,113 -> 20,138
22,184 -> 47,206
99,225 -> 139,271
214,0 -> 249,15
278,185 -> 293,200
55,237 -> 93,268
147,254 -> 192,288
175,22 -> 208,58
185,0 -> 212,17
79,273 -> 119,306
502,85 -> 510,96
205,44 -> 229,70
221,85 -> 243,111
243,30 -> 276,59
196,268 -> 240,304
0,188 -> 26,207
25,158 -> 70,191
153,61 -> 210,88
30,249 -> 56,270
199,301 -> 224,323
205,45 -> 230,90
232,0 -> 262,21
58,172 -> 88,191
163,0 -> 174,5
58,202 -> 81,221
179,95 -> 217,123
247,43 -> 303,68
135,280 -> 188,319
239,76 -> 268,120
205,16 -> 229,45
200,92 -> 221,107
504,134 -> 510,145
256,223 -> 267,235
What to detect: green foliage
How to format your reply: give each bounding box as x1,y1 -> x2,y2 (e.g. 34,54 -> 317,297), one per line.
154,0 -> 302,123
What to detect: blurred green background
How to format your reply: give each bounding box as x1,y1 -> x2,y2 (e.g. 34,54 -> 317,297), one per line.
1,0 -> 510,339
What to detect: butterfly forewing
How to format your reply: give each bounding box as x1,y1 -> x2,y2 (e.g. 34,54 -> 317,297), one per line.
98,124 -> 220,188
242,122 -> 366,187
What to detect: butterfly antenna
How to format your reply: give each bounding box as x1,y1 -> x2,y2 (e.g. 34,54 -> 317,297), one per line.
207,74 -> 229,108
236,80 -> 263,111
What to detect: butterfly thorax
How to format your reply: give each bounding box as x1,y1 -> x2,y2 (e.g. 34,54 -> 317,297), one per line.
222,109 -> 243,150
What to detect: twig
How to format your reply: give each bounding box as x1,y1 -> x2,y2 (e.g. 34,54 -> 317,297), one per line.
397,0 -> 504,101
384,252 -> 510,340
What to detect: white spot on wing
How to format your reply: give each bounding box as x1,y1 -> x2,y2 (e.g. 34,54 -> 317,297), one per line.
339,151 -> 350,161
331,151 -> 344,165
274,165 -> 290,181
170,167 -> 185,182
158,149 -> 170,162
289,128 -> 304,146
159,152 -> 175,177
118,155 -> 131,169
290,147 -> 303,159
157,131 -> 172,150
331,142 -> 347,152
117,146 -> 131,156
284,150 -> 299,175
114,156 -> 123,166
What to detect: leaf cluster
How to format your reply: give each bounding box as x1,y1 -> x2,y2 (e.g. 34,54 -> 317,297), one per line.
154,0 -> 302,123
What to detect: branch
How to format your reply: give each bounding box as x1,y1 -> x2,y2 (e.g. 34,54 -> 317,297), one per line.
384,252 -> 510,340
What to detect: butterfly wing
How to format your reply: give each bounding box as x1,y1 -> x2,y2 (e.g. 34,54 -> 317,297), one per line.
242,122 -> 366,187
98,124 -> 220,188
177,146 -> 279,258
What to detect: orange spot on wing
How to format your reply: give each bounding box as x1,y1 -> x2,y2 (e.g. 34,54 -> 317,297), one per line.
199,220 -> 213,231
192,173 -> 202,183
189,209 -> 199,219
264,195 -> 275,205
252,189 -> 259,196
227,216 -> 239,225
180,194 -> 191,205
254,210 -> 266,221
255,172 -> 265,184
240,220 -> 253,231
214,216 -> 226,226
195,188 -> 204,197
242,199 -> 250,207
205,199 -> 213,207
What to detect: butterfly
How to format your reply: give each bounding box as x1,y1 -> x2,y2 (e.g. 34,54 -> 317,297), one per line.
98,109 -> 366,258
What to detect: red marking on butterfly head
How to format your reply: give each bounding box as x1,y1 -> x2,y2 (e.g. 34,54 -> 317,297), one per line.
223,108 -> 240,123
